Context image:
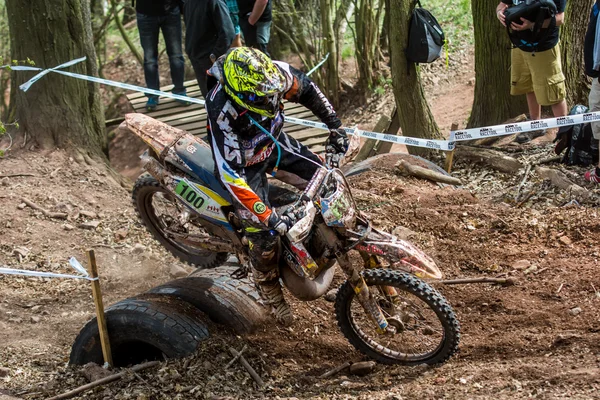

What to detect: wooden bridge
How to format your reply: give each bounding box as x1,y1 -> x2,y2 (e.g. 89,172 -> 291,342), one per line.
125,79 -> 330,153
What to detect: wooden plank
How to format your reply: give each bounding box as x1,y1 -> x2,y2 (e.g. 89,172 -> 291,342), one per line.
87,249 -> 113,367
127,79 -> 200,101
355,115 -> 392,162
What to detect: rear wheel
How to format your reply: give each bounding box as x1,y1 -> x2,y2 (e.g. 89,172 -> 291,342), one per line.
133,174 -> 228,268
335,269 -> 460,365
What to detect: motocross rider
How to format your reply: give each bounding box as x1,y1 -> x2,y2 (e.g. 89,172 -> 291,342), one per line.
205,47 -> 348,325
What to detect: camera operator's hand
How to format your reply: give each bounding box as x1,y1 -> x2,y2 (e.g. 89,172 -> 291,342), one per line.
325,128 -> 349,168
267,211 -> 294,236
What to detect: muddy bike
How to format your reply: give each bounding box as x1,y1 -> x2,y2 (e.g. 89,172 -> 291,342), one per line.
123,114 -> 460,365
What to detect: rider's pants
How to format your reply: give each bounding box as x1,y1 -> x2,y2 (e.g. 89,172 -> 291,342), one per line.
230,131 -> 322,276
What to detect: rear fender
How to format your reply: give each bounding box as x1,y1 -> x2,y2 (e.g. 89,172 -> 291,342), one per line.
120,113 -> 182,156
355,231 -> 442,280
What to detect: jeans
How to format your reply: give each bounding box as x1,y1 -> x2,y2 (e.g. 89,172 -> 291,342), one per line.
240,19 -> 271,55
137,7 -> 185,98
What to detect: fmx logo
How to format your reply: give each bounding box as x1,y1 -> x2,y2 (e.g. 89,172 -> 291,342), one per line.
583,113 -> 600,122
556,117 -> 575,126
505,124 -> 522,133
479,128 -> 497,137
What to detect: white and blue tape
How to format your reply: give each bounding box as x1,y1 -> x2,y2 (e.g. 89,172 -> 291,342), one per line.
0,257 -> 97,281
3,56 -> 599,151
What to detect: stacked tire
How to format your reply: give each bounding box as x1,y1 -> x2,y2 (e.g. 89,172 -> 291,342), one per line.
69,266 -> 268,367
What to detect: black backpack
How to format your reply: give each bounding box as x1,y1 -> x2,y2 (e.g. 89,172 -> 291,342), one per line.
555,105 -> 600,167
504,0 -> 557,52
406,0 -> 445,64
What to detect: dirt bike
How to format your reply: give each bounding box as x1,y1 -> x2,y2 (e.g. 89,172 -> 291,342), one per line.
122,113 -> 460,365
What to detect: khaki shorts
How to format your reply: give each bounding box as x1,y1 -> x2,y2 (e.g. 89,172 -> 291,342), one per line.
510,44 -> 566,106
589,78 -> 600,140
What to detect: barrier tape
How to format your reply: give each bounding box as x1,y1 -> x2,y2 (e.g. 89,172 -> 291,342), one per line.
0,257 -> 97,281
4,57 -> 600,151
451,112 -> 600,142
307,53 -> 330,76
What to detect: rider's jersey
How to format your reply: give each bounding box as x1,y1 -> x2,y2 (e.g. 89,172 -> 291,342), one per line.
205,61 -> 342,226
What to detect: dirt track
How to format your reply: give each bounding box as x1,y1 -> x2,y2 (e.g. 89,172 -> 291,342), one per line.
1,149 -> 600,399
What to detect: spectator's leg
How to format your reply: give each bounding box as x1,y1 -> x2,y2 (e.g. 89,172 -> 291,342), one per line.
525,92 -> 541,120
254,21 -> 271,55
587,77 -> 600,182
191,58 -> 213,98
240,17 -> 259,48
160,7 -> 186,95
137,13 -> 161,104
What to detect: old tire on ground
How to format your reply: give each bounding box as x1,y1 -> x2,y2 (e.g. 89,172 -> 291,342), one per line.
147,265 -> 269,334
69,295 -> 210,367
132,173 -> 228,269
335,269 -> 460,366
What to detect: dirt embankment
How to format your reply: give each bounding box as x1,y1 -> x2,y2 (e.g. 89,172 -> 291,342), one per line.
1,149 -> 600,399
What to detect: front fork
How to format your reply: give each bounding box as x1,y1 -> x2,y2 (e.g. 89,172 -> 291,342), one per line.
336,251 -> 396,334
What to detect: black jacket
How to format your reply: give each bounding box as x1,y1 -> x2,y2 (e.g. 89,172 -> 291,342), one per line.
585,0 -> 600,78
184,0 -> 235,62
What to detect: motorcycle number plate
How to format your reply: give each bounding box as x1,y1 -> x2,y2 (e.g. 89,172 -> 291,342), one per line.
174,179 -> 211,213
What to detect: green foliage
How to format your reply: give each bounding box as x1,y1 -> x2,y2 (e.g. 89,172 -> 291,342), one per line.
426,0 -> 473,52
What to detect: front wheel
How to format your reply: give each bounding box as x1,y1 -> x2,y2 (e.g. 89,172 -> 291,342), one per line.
335,269 -> 460,365
133,174 -> 228,269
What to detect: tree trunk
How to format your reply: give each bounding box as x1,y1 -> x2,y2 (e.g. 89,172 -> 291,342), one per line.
333,0 -> 354,67
6,0 -> 106,155
468,0 -> 528,129
389,0 -> 442,157
355,0 -> 380,95
320,0 -> 340,106
560,0 -> 593,107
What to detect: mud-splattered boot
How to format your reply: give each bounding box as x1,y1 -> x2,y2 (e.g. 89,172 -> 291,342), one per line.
253,270 -> 293,326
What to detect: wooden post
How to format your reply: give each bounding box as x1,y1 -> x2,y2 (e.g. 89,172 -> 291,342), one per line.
355,114 -> 392,162
444,122 -> 458,173
87,249 -> 113,366
375,107 -> 401,155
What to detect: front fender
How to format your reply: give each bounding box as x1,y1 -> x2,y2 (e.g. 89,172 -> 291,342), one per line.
355,234 -> 442,280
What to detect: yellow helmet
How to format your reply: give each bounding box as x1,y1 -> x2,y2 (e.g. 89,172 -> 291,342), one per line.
223,47 -> 286,118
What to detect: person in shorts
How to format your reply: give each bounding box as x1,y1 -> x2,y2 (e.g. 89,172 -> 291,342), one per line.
496,0 -> 568,143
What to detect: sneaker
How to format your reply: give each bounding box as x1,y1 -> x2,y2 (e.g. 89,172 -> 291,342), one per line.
146,96 -> 159,112
173,90 -> 192,106
584,168 -> 600,184
515,129 -> 545,144
257,279 -> 294,326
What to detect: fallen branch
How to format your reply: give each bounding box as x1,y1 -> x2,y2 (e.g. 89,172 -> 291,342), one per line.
534,155 -> 562,166
439,277 -> 516,286
319,361 -> 352,379
0,173 -> 36,178
514,164 -> 532,202
395,160 -> 462,186
20,198 -> 68,220
229,348 -> 264,388
46,361 -> 160,400
225,345 -> 247,369
455,146 -> 523,173
535,167 -> 590,199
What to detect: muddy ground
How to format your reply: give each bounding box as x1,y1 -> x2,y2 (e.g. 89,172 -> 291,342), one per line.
1,144 -> 600,399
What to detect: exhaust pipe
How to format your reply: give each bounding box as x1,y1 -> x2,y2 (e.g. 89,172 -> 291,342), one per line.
281,264 -> 336,301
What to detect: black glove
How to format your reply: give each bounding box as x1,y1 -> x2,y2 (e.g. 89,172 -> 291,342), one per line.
325,128 -> 349,167
267,211 -> 294,236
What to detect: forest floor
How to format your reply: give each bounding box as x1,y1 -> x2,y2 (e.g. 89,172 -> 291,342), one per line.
2,50 -> 600,399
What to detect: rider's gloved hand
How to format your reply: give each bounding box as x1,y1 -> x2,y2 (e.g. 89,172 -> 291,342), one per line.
267,211 -> 293,236
325,128 -> 349,167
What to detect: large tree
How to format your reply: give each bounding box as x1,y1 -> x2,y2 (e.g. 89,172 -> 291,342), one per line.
389,0 -> 442,157
6,0 -> 106,155
560,0 -> 594,107
468,0 -> 528,129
